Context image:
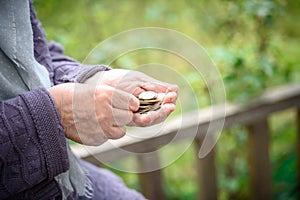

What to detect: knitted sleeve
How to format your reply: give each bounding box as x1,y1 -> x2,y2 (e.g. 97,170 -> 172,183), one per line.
0,88 -> 68,198
48,41 -> 111,84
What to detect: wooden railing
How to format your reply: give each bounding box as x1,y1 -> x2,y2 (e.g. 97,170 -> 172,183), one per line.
71,83 -> 300,200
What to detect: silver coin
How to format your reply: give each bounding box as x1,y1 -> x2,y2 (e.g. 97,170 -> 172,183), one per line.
138,91 -> 158,100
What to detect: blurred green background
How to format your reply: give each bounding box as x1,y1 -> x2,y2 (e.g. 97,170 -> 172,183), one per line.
34,0 -> 300,199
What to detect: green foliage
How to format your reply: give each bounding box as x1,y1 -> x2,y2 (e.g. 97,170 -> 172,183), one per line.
34,0 -> 300,199
34,0 -> 300,103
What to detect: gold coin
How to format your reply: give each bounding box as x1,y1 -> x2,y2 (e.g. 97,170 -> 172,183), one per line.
138,102 -> 161,114
139,105 -> 152,109
150,104 -> 161,111
139,99 -> 160,103
136,91 -> 162,114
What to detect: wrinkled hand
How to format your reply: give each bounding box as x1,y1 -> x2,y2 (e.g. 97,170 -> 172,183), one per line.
85,69 -> 178,127
48,83 -> 139,146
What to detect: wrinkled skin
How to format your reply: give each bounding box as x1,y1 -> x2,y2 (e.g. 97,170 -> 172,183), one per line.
48,69 -> 178,146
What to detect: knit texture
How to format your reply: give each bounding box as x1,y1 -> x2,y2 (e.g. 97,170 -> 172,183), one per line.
20,88 -> 69,178
0,88 -> 68,199
74,64 -> 111,83
0,1 -> 145,199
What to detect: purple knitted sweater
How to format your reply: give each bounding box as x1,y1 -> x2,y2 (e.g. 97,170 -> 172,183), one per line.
0,2 -> 109,199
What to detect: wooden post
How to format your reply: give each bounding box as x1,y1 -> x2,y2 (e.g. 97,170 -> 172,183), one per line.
194,136 -> 218,200
137,153 -> 165,200
247,118 -> 272,200
297,108 -> 300,200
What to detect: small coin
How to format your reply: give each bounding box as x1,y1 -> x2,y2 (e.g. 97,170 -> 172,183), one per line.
150,104 -> 161,112
138,91 -> 158,100
139,105 -> 152,109
139,99 -> 160,104
140,103 -> 155,106
137,102 -> 162,114
135,91 -> 162,114
139,106 -> 161,114
136,107 -> 151,114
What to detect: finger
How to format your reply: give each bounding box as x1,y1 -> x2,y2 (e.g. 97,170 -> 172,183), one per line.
111,89 -> 139,111
158,91 -> 178,104
166,85 -> 179,94
112,108 -> 134,126
132,87 -> 146,97
150,103 -> 176,124
141,81 -> 178,93
106,126 -> 126,139
129,103 -> 176,127
115,81 -> 146,96
94,112 -> 126,140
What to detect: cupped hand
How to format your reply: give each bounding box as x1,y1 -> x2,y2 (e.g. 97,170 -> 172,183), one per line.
48,83 -> 139,146
85,69 -> 178,127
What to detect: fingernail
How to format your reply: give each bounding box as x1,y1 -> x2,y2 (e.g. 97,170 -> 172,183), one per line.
130,99 -> 139,111
130,105 -> 137,111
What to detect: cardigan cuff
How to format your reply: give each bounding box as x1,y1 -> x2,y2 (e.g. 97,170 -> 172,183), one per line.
74,64 -> 111,83
20,87 -> 69,178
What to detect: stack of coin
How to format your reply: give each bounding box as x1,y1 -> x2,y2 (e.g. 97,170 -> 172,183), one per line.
136,91 -> 161,114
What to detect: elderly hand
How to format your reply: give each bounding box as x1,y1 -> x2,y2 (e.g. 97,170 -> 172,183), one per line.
85,69 -> 178,127
48,83 -> 139,146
